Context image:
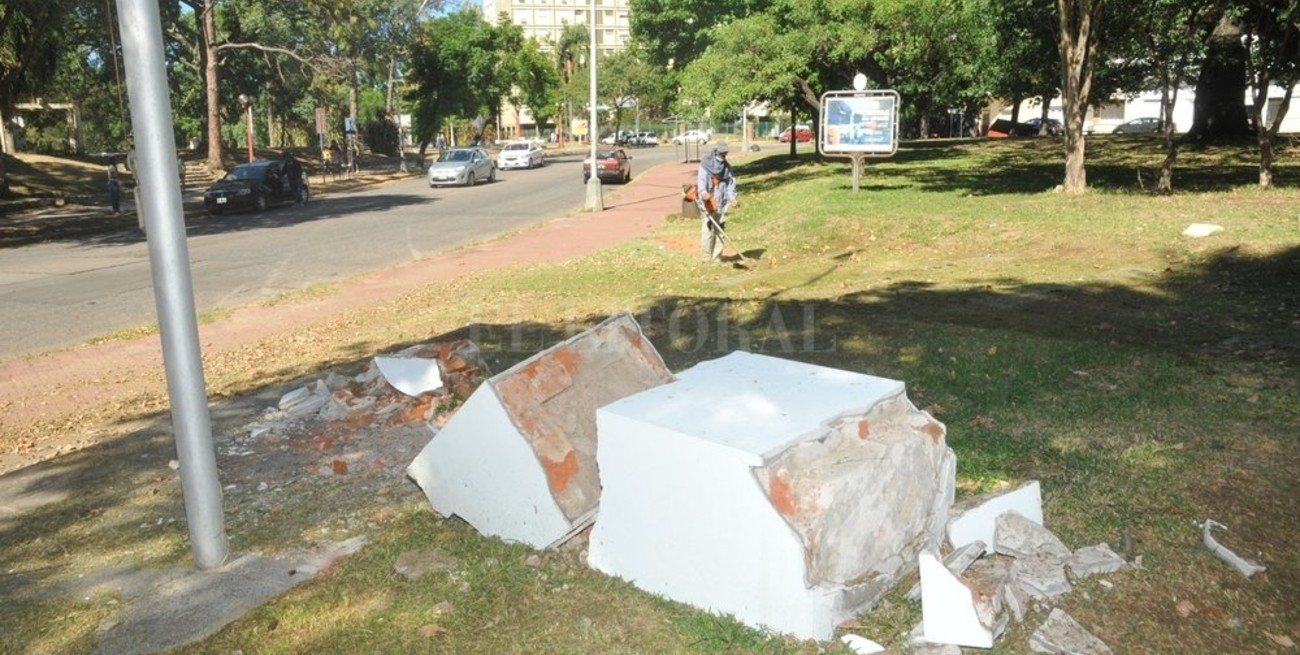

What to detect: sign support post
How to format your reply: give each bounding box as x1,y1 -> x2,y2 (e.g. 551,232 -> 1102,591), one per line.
819,81 -> 900,194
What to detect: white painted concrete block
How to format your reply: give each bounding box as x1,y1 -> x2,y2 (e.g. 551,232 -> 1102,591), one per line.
919,550 -> 997,648
406,312 -> 671,549
947,480 -> 1043,554
588,351 -> 954,640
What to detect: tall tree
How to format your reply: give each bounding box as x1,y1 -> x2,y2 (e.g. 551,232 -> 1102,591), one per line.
0,0 -> 74,153
406,9 -> 499,159
1189,13 -> 1253,139
1057,0 -> 1104,193
499,38 -> 560,140
1242,0 -> 1300,186
629,0 -> 769,70
989,0 -> 1062,130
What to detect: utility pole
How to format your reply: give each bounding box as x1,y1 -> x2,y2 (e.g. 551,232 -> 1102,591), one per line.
117,0 -> 229,571
584,0 -> 603,212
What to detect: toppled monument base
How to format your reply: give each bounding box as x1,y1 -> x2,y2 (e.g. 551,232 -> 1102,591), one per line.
587,351 -> 955,640
406,312 -> 672,549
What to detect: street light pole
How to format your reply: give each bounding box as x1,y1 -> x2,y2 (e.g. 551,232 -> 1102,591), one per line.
584,0 -> 603,212
238,94 -> 254,163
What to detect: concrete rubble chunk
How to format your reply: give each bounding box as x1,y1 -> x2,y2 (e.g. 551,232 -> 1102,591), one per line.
1030,607 -> 1113,654
406,312 -> 672,549
1069,543 -> 1127,578
918,550 -> 999,648
279,383 -> 330,418
906,540 -> 986,601
374,355 -> 445,397
1013,554 -> 1072,600
994,509 -> 1071,560
907,623 -> 965,655
840,634 -> 886,654
588,351 -> 955,641
948,480 -> 1042,554
1201,519 -> 1266,578
1182,223 -> 1223,238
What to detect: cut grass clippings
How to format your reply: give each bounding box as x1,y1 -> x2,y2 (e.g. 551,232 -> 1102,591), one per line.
2,136 -> 1298,654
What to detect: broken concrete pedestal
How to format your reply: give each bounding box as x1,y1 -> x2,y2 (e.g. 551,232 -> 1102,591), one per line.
406,312 -> 672,548
587,351 -> 955,640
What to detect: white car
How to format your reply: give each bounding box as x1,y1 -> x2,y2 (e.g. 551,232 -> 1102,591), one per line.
496,140 -> 546,169
625,131 -> 659,147
672,130 -> 710,145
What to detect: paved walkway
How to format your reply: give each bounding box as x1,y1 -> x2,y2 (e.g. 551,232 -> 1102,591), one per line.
0,158 -> 701,463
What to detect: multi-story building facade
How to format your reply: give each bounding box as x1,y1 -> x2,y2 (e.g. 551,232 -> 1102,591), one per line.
484,0 -> 632,138
484,0 -> 631,57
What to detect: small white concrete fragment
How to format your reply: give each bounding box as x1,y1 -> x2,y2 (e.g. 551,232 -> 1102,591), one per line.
1069,543 -> 1127,578
907,623 -> 965,655
277,386 -> 312,410
994,509 -> 1071,560
918,550 -> 996,648
906,540 -> 986,600
1013,554 -> 1072,600
1030,608 -> 1113,654
374,355 -> 445,397
840,634 -> 886,654
1182,223 -> 1223,238
948,480 -> 1043,554
1201,519 -> 1266,577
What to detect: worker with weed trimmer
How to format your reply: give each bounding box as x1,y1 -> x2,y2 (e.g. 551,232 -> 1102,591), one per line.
694,140 -> 739,263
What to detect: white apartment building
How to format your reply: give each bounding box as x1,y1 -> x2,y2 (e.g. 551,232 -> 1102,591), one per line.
484,0 -> 633,138
483,0 -> 631,56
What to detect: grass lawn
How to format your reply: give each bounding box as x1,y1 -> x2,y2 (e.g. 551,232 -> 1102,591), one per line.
2,135 -> 1298,654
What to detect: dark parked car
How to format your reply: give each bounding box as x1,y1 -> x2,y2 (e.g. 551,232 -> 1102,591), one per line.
582,148 -> 632,184
204,158 -> 308,215
1112,117 -> 1168,134
1023,118 -> 1063,136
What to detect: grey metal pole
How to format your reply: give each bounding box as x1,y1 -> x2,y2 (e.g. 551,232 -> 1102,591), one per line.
117,0 -> 229,570
584,0 -> 603,212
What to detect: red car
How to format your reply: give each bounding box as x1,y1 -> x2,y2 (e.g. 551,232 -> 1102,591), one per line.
582,148 -> 632,184
778,125 -> 814,143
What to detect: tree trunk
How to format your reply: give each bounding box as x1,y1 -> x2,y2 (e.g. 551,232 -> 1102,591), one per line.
1156,71 -> 1179,192
1253,84 -> 1292,187
202,1 -> 223,171
1190,17 -> 1252,140
1057,0 -> 1102,194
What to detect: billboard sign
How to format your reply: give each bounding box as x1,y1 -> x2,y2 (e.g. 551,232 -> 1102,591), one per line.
819,90 -> 899,156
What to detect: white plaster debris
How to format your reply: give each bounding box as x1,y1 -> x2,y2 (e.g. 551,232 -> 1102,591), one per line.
994,509 -> 1071,560
907,623 -> 965,655
1030,607 -> 1113,654
1182,223 -> 1224,238
1012,554 -> 1073,600
1069,543 -> 1127,578
374,355 -> 445,397
918,550 -> 998,648
278,383 -> 330,417
840,634 -> 886,654
948,480 -> 1043,554
906,540 -> 986,601
1200,519 -> 1266,577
